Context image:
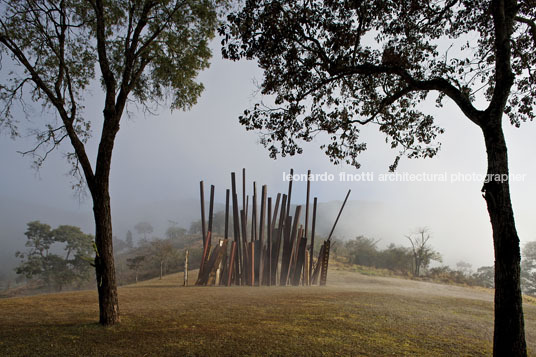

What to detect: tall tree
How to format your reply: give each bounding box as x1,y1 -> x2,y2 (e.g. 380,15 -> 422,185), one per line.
126,255 -> 146,283
125,230 -> 134,249
150,239 -> 174,279
405,228 -> 442,276
221,0 -> 534,354
135,221 -> 154,241
0,0 -> 221,325
15,221 -> 94,291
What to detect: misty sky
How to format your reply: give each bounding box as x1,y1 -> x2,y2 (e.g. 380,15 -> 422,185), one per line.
1,40 -> 535,270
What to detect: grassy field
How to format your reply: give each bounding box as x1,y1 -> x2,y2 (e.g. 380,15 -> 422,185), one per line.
1,266 -> 535,356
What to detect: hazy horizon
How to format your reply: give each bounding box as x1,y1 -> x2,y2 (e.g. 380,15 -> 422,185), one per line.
1,39 -> 535,281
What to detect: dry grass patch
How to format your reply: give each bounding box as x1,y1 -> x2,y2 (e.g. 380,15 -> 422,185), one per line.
0,269 -> 535,356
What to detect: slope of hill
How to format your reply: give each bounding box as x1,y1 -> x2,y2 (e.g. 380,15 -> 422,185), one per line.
0,266 -> 534,356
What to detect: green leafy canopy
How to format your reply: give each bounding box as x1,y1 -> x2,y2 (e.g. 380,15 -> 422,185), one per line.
221,0 -> 535,170
0,0 -> 222,178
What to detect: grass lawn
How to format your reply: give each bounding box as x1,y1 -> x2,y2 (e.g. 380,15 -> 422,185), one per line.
0,266 -> 535,356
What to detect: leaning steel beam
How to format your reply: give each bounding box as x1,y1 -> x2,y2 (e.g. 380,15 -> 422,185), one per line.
327,189 -> 351,241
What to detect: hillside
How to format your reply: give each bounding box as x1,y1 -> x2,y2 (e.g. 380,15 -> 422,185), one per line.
0,266 -> 535,356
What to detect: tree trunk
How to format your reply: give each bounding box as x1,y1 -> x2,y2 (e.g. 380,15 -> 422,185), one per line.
481,118 -> 526,356
92,185 -> 120,325
160,261 -> 163,280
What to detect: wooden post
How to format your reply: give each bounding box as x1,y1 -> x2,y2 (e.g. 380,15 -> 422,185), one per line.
184,249 -> 189,287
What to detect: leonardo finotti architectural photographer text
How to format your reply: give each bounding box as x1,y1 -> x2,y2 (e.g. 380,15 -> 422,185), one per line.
282,171 -> 527,183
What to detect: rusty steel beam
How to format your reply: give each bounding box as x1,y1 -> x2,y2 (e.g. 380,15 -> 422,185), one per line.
286,168 -> 293,220
250,242 -> 255,286
197,231 -> 212,285
252,182 -> 257,242
227,241 -> 237,286
319,241 -> 331,286
199,181 -> 206,248
280,215 -> 293,286
272,194 -> 287,285
292,236 -> 307,286
305,169 -> 311,239
258,185 -> 267,285
231,173 -> 242,285
309,197 -> 317,285
242,168 -> 246,214
224,189 -> 230,239
267,196 -> 272,286
240,208 -> 250,284
311,243 -> 325,285
208,184 -> 215,237
327,189 -> 351,241
286,206 -> 302,285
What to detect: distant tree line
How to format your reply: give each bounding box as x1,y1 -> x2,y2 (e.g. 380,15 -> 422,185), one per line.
333,233 -> 536,296
14,218 -> 536,297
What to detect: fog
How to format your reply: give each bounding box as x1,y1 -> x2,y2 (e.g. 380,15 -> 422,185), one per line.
1,40 -> 536,281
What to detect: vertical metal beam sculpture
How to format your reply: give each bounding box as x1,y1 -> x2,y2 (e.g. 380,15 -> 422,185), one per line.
195,170 -> 350,288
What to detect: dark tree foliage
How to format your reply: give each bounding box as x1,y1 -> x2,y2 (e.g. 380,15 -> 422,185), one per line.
222,0 -> 534,354
521,241 -> 536,295
0,0 -> 223,325
15,221 -> 94,291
